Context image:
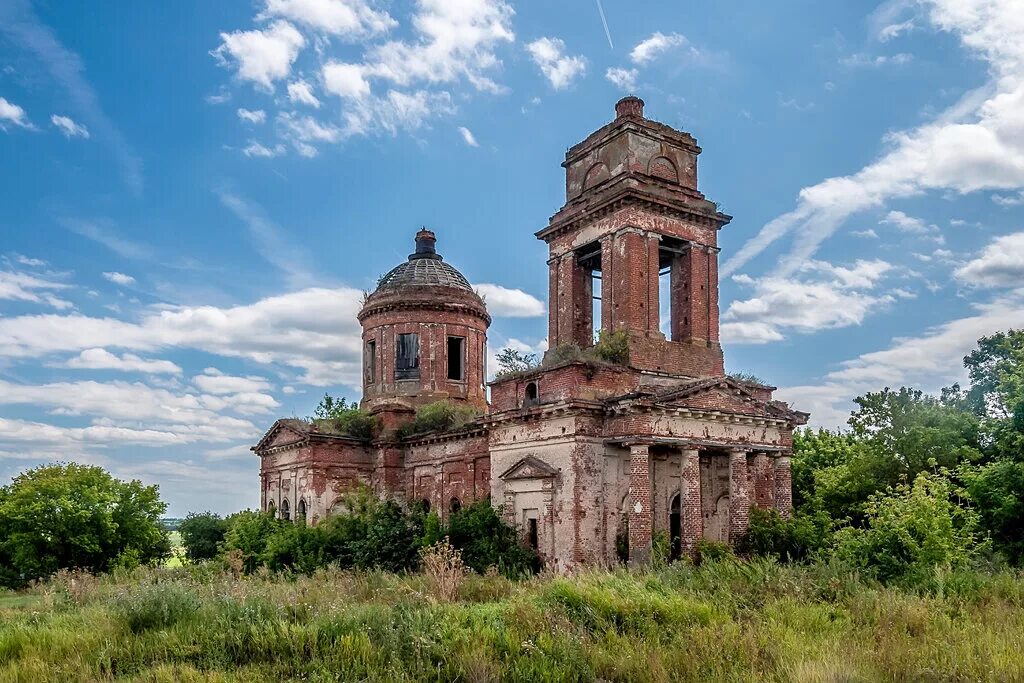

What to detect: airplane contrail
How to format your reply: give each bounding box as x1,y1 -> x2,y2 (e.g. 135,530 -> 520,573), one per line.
595,0 -> 614,49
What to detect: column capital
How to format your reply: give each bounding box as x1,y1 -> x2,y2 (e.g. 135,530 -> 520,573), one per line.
727,446 -> 750,457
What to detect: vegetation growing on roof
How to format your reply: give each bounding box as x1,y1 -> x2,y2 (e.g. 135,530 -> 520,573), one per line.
727,371 -> 767,385
396,401 -> 481,440
309,394 -> 378,441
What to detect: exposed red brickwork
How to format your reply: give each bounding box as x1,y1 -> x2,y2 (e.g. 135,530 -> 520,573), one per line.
628,444 -> 652,566
750,452 -> 774,509
728,449 -> 750,543
773,456 -> 793,519
254,98 -> 807,572
679,448 -> 702,554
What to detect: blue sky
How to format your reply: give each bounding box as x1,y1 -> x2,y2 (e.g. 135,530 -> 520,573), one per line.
1,0 -> 1023,515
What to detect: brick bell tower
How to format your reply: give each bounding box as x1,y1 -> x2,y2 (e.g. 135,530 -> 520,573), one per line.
537,96 -> 730,377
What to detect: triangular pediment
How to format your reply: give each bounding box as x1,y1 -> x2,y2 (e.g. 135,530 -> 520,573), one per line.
647,377 -> 793,419
253,419 -> 311,453
499,455 -> 559,481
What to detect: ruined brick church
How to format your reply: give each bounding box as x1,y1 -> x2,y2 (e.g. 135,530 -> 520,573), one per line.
253,97 -> 808,569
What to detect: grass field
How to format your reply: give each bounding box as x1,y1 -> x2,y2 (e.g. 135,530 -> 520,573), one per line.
1,559 -> 1023,682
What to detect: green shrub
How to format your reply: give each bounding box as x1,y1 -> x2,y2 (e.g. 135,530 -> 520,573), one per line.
397,401 -> 481,439
833,471 -> 986,583
695,539 -> 733,565
737,507 -> 825,562
445,500 -> 540,576
593,329 -> 630,365
261,521 -> 326,573
311,393 -> 378,440
115,583 -> 200,633
178,512 -> 228,563
223,510 -> 285,573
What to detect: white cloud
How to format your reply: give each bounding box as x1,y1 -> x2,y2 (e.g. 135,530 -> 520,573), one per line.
723,0 -> 1024,279
0,286 -> 366,387
879,21 -> 916,41
242,140 -> 286,157
237,108 -> 267,124
780,289 -> 1024,427
630,32 -> 687,65
955,232 -> 1024,287
721,259 -> 895,344
0,96 -> 32,130
474,283 -> 545,317
102,271 -> 135,286
839,52 -> 913,67
50,114 -> 89,138
63,348 -> 182,375
0,379 -> 268,442
212,21 -> 306,90
363,0 -> 515,92
322,62 -> 371,100
0,269 -> 72,309
880,210 -> 944,242
259,0 -> 396,39
193,368 -> 273,395
287,79 -> 321,107
605,67 -> 638,91
14,255 -> 46,267
458,126 -> 478,147
852,228 -> 879,238
526,37 -> 586,90
992,190 -> 1024,206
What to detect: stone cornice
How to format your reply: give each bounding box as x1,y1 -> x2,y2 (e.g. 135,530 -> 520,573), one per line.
357,299 -> 491,325
536,184 -> 731,243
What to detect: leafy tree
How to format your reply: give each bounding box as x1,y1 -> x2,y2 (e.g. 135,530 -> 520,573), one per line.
849,387 -> 983,474
396,401 -> 481,439
963,460 -> 1024,564
0,463 -> 169,588
833,471 -> 984,583
222,509 -> 285,573
178,512 -> 228,563
495,348 -> 539,377
963,330 -> 1024,455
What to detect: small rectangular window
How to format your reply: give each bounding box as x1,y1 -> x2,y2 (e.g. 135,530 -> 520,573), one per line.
447,336 -> 465,381
365,340 -> 376,384
396,333 -> 420,379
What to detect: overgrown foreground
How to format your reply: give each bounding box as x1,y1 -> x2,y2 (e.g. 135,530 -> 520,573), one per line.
3,560 -> 1024,682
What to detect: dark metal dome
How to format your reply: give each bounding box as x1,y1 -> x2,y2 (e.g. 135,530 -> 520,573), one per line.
374,229 -> 474,292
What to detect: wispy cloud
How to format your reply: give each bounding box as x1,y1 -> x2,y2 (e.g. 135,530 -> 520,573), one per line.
0,0 -> 143,193
216,189 -> 319,288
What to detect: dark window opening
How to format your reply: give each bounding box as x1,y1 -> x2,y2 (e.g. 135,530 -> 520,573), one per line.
527,518 -> 539,550
365,340 -> 377,384
449,498 -> 462,514
576,241 -> 602,344
420,498 -> 431,513
298,499 -> 307,522
267,501 -> 276,516
447,336 -> 465,381
669,494 -> 681,561
281,499 -> 290,521
524,382 -> 539,407
396,333 -> 420,379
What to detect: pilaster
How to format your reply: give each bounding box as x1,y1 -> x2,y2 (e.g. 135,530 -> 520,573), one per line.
728,448 -> 750,542
628,444 -> 652,566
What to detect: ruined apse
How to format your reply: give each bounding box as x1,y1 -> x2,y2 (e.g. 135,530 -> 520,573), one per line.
252,97 -> 808,570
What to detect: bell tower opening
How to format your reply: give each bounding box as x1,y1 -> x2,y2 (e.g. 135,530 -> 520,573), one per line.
539,97 -> 730,378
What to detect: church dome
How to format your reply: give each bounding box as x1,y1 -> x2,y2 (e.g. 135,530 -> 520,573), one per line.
374,229 -> 474,292
358,229 -> 488,325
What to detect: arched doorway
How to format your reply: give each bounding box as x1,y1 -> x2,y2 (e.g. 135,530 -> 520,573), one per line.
297,499 -> 307,522
281,499 -> 290,521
